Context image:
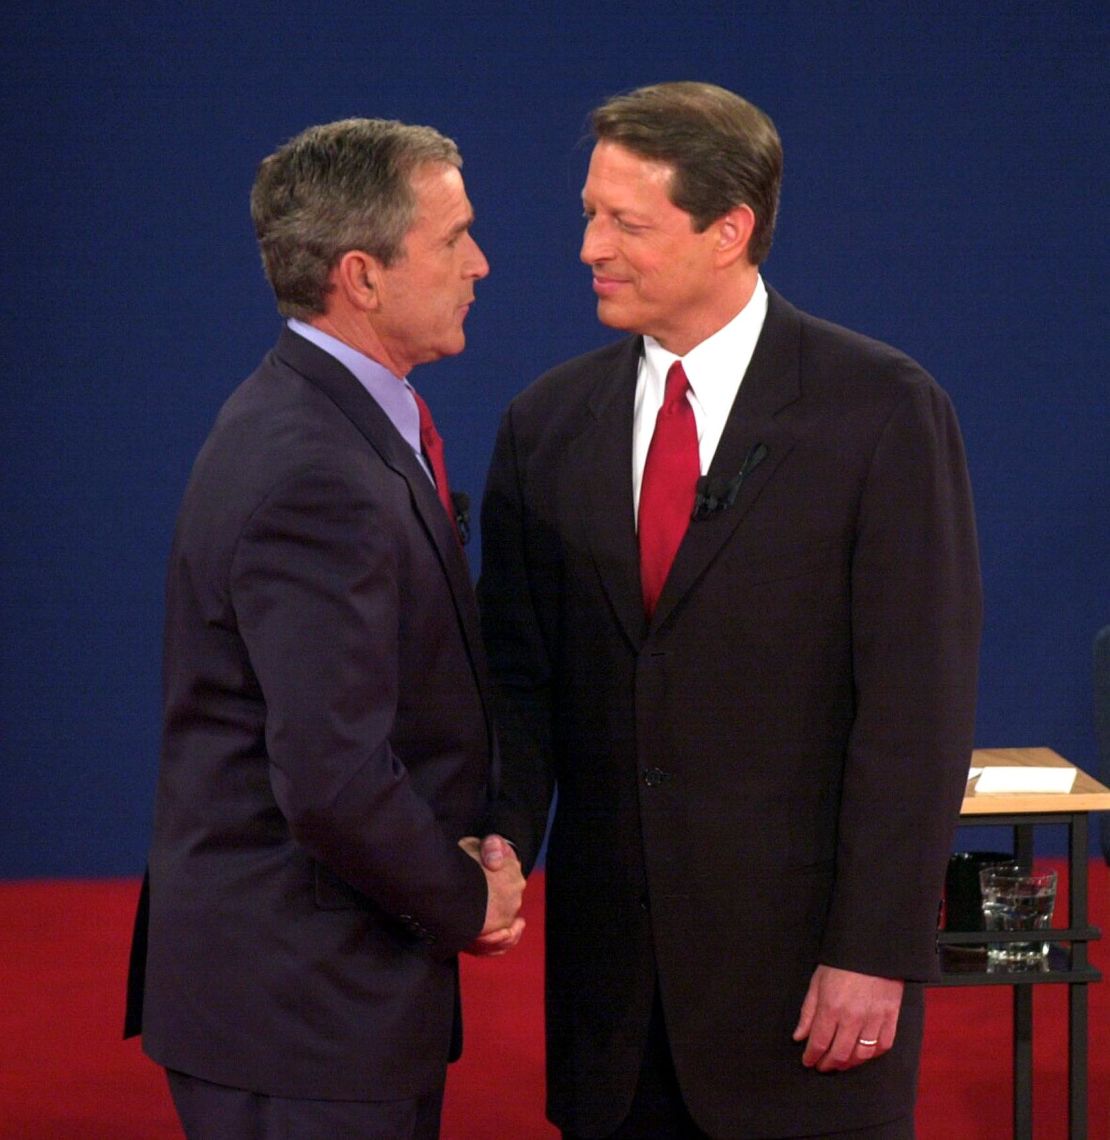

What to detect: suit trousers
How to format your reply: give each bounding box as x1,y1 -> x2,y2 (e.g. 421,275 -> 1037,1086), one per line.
167,1069 -> 445,1140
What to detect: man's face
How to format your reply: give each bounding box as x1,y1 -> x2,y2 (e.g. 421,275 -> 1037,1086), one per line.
374,163 -> 489,375
580,141 -> 722,355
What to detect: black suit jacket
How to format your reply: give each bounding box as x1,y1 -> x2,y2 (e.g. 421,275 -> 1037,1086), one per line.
478,288 -> 982,1137
126,327 -> 494,1100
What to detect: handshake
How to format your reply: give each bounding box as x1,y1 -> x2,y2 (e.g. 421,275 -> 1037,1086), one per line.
458,834 -> 526,957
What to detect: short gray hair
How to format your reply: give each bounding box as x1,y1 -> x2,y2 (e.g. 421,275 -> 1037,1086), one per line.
591,82 -> 782,264
250,118 -> 461,319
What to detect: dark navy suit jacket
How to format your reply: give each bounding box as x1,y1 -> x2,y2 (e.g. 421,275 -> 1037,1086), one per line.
127,327 -> 494,1100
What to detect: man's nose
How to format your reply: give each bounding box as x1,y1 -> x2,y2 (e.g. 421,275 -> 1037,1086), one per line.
580,217 -> 612,265
466,234 -> 490,279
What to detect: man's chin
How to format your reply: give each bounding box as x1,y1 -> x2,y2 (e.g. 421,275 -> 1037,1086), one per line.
440,331 -> 467,359
595,300 -> 634,332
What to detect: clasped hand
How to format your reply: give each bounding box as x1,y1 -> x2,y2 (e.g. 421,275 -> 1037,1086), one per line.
458,834 -> 526,956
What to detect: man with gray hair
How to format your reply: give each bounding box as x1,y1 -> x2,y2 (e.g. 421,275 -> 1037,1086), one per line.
479,83 -> 981,1138
125,117 -> 524,1139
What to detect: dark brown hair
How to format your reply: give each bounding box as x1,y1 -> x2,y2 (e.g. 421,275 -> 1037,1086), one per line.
592,82 -> 782,263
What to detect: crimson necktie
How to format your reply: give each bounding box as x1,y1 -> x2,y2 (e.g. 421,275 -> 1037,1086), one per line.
638,361 -> 700,617
411,388 -> 459,540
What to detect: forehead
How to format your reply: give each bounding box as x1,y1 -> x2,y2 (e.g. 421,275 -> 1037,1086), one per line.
408,162 -> 471,226
582,141 -> 675,200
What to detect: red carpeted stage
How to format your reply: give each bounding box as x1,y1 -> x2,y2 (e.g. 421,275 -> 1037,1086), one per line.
1,863 -> 1106,1139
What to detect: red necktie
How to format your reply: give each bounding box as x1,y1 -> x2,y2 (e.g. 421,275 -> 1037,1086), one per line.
638,361 -> 699,617
411,388 -> 459,539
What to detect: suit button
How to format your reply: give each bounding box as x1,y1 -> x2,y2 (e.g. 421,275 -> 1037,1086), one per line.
639,895 -> 650,912
642,767 -> 671,787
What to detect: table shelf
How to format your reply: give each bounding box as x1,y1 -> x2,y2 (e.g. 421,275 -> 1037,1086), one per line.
929,748 -> 1110,1140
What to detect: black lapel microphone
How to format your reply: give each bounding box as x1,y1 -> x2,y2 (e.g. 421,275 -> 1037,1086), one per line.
692,443 -> 768,521
451,491 -> 471,545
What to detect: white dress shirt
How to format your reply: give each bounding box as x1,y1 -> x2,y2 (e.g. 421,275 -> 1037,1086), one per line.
632,276 -> 768,521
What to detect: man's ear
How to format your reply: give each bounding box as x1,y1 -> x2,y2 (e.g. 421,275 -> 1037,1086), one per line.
712,204 -> 756,269
332,249 -> 384,311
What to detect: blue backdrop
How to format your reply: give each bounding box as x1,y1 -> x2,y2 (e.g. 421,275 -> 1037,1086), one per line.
3,2 -> 1106,876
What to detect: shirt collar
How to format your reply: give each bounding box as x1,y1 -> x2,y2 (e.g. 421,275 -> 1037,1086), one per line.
287,318 -> 421,452
641,275 -> 768,415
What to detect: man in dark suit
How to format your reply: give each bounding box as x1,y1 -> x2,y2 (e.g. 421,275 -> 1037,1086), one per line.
478,83 -> 981,1139
125,117 -> 524,1139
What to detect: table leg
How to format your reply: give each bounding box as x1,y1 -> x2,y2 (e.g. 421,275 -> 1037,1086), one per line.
1013,984 -> 1034,1139
1067,812 -> 1089,1139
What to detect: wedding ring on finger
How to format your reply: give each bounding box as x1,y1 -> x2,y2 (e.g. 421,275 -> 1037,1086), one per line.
857,1037 -> 879,1047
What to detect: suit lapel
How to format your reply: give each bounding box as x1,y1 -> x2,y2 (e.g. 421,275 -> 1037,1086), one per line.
650,289 -> 803,629
565,337 -> 647,651
272,328 -> 492,695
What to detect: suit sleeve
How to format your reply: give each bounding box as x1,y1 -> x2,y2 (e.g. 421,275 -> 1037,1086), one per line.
819,376 -> 982,981
477,408 -> 557,873
230,463 -> 487,958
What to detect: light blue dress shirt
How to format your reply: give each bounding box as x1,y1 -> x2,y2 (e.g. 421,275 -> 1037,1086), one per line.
287,318 -> 433,483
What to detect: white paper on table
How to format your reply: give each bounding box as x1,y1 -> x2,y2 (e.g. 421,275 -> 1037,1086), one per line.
967,766 -> 983,782
973,766 -> 1077,794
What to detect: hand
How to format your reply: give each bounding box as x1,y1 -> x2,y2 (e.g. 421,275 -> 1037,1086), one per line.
458,835 -> 526,957
792,965 -> 904,1071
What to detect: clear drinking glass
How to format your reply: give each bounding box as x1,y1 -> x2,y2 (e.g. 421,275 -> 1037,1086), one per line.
978,864 -> 1057,970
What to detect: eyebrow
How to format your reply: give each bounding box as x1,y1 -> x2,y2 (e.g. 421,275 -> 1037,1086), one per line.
582,201 -> 651,225
445,212 -> 475,240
